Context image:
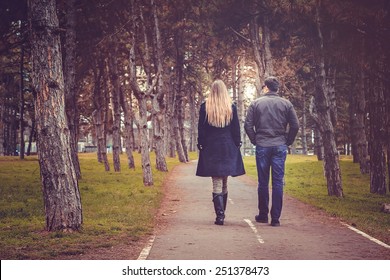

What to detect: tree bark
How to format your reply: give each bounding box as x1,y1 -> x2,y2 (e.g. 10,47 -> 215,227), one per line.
300,87 -> 307,155
137,96 -> 153,186
167,79 -> 176,158
261,0 -> 274,77
63,0 -> 81,178
108,42 -> 122,172
120,87 -> 135,169
128,37 -> 157,185
368,76 -> 387,194
249,11 -> 264,85
19,45 -> 25,159
188,90 -> 197,152
151,0 -> 168,171
350,64 -> 369,174
26,118 -> 35,156
28,0 -> 82,231
0,90 -> 4,156
174,94 -> 187,163
237,52 -> 246,154
249,0 -> 274,85
92,56 -> 109,171
312,0 -> 343,197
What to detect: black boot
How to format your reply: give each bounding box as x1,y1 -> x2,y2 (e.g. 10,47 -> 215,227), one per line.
212,193 -> 225,225
223,192 -> 228,211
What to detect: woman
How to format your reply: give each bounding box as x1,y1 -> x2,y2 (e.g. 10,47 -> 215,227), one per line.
196,79 -> 245,225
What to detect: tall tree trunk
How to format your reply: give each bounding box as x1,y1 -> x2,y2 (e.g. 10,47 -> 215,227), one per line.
237,52 -> 246,154
151,0 -> 168,171
28,0 -> 82,231
63,0 -> 81,178
249,11 -> 264,86
326,67 -> 337,126
189,90 -> 197,152
178,98 -> 188,162
254,64 -> 262,98
0,91 -> 4,156
249,0 -> 274,85
108,42 -> 121,172
167,80 -> 176,158
261,0 -> 274,77
128,38 -> 157,185
300,87 -> 307,155
312,0 -> 343,197
19,45 -> 25,159
138,97 -> 153,186
26,118 -> 35,155
350,63 -> 369,174
12,107 -> 17,155
368,76 -> 387,194
120,87 -> 135,169
174,94 -> 187,163
232,56 -> 237,101
170,25 -> 187,163
310,97 -> 324,160
92,57 -> 109,171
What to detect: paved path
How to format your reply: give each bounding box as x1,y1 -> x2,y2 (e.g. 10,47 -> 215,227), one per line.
145,160 -> 390,260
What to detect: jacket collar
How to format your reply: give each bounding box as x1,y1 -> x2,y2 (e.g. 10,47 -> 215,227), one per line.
265,91 -> 279,97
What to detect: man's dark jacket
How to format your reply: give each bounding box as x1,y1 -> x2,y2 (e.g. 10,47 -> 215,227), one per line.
244,92 -> 299,147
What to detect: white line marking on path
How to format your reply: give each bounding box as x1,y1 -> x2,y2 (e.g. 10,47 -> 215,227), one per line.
137,235 -> 156,260
341,222 -> 390,249
244,219 -> 265,244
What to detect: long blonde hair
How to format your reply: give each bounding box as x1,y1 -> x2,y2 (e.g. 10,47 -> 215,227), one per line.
205,80 -> 233,127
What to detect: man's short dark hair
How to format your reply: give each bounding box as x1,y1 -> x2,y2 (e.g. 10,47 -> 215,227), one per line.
264,76 -> 279,91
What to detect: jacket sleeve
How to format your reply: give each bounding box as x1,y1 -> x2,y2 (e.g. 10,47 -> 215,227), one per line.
286,105 -> 299,146
230,105 -> 241,146
197,104 -> 206,148
244,103 -> 256,145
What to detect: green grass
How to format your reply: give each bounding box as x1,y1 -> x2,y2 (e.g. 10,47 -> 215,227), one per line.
1,152 -> 389,259
0,152 -> 187,259
243,154 -> 390,245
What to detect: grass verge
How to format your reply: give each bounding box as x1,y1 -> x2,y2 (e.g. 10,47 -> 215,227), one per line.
0,153 -> 184,259
243,154 -> 390,245
1,153 -> 388,259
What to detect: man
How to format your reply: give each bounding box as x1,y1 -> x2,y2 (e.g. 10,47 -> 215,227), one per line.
244,76 -> 299,226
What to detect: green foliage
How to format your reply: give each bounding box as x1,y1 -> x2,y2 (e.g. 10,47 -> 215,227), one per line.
243,155 -> 390,245
0,153 -> 183,259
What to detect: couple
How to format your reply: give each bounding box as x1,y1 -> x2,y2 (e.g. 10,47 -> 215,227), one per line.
196,77 -> 299,226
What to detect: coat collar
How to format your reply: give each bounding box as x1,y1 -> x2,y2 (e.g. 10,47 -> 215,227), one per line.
265,91 -> 279,97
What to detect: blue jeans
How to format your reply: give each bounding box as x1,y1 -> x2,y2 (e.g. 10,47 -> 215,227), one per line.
255,145 -> 287,222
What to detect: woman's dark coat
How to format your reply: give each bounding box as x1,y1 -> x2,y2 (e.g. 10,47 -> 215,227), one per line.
196,102 -> 245,177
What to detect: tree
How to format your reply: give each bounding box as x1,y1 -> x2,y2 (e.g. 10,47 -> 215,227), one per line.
310,0 -> 343,197
28,0 -> 82,231
92,53 -> 110,171
128,0 -> 161,186
62,0 -> 81,178
108,39 -> 122,172
151,0 -> 168,171
120,85 -> 136,169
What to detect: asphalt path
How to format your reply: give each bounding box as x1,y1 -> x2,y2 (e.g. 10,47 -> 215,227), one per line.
144,160 -> 390,260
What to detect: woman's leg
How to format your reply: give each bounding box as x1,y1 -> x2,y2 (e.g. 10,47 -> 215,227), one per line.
212,177 -> 225,225
222,176 -> 228,211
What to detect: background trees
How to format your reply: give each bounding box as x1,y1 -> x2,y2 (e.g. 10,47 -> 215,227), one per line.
0,0 -> 389,230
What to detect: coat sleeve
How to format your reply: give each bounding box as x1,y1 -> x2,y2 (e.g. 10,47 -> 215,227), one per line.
244,103 -> 256,145
230,105 -> 241,146
197,103 -> 206,148
286,104 -> 299,146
